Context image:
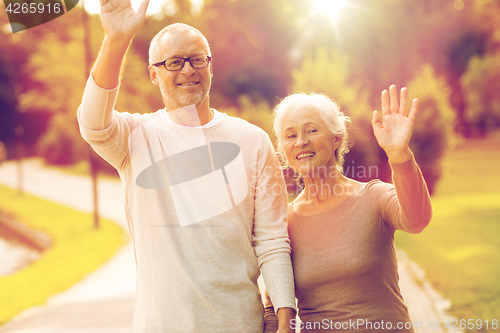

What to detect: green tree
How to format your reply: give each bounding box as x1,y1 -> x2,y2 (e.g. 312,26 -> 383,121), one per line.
221,95 -> 274,138
0,54 -> 17,148
291,47 -> 379,182
199,0 -> 301,106
406,65 -> 458,195
461,53 -> 500,136
20,21 -> 162,165
18,26 -> 97,165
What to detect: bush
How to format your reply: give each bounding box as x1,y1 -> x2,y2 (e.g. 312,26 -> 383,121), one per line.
406,64 -> 458,194
36,114 -> 88,165
461,53 -> 500,137
291,48 -> 383,182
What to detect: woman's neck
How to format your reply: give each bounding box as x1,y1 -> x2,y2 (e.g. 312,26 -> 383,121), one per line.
301,169 -> 350,204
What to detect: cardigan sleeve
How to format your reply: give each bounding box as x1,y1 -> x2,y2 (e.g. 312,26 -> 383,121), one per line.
377,154 -> 433,234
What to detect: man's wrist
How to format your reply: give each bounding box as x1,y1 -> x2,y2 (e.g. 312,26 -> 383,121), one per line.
277,307 -> 295,331
103,34 -> 132,50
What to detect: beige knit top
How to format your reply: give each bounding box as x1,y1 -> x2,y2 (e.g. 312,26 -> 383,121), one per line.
287,158 -> 432,333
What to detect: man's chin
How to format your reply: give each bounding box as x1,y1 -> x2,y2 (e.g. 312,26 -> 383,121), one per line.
176,92 -> 205,108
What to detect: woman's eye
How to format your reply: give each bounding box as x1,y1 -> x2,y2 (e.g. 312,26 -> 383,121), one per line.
308,129 -> 317,133
286,134 -> 296,140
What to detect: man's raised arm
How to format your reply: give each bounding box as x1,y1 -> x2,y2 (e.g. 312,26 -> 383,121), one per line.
92,0 -> 149,89
78,0 -> 149,170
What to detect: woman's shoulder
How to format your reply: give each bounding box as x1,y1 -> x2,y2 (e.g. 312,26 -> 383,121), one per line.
355,179 -> 396,208
361,178 -> 394,193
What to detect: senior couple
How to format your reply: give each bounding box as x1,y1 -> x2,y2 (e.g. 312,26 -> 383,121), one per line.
77,0 -> 432,332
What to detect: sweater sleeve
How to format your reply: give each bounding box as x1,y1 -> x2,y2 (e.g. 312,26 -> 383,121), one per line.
262,287 -> 279,333
378,153 -> 432,234
252,134 -> 296,313
77,75 -> 139,170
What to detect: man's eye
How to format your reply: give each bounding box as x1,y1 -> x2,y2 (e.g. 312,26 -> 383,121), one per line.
192,56 -> 205,63
168,59 -> 182,66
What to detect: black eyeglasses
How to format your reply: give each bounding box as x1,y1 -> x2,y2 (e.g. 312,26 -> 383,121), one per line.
152,56 -> 212,71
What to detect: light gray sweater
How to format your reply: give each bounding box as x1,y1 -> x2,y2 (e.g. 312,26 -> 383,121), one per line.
78,76 -> 295,333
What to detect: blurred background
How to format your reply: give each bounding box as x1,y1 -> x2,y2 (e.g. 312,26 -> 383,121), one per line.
0,0 -> 499,331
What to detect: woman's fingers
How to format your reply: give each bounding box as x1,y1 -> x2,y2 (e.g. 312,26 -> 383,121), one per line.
399,87 -> 408,117
381,89 -> 390,117
372,110 -> 382,131
389,85 -> 399,114
408,98 -> 419,123
381,85 -> 415,120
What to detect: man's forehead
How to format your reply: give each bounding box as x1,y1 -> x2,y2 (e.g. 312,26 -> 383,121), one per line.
157,30 -> 210,58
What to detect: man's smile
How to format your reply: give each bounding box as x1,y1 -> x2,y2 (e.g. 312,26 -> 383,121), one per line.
178,81 -> 200,86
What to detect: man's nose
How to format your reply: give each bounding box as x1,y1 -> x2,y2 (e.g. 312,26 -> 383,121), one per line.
180,60 -> 196,74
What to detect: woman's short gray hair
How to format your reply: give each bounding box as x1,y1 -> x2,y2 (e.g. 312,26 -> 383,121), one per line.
273,92 -> 351,173
148,23 -> 211,65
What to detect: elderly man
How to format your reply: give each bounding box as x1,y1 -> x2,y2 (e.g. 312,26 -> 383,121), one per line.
77,0 -> 295,332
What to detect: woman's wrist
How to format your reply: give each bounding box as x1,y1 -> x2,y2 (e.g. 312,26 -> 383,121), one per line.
386,147 -> 413,164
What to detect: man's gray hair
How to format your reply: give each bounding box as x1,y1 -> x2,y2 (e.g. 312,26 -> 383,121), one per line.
148,23 -> 211,65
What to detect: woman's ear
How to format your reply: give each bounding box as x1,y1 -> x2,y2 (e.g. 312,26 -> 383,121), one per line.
333,136 -> 341,149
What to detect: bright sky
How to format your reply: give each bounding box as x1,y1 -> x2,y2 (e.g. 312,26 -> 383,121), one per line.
82,0 -> 204,16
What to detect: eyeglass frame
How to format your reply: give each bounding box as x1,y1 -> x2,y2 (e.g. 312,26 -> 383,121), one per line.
152,55 -> 212,71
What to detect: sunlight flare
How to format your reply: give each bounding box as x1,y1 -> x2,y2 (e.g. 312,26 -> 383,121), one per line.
315,0 -> 346,21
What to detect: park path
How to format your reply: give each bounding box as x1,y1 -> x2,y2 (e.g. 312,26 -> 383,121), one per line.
0,158 -> 460,333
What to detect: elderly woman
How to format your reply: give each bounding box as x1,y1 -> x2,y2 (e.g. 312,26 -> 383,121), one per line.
265,86 -> 432,333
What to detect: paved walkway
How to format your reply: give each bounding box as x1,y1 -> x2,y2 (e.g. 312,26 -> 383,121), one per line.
0,158 -> 459,333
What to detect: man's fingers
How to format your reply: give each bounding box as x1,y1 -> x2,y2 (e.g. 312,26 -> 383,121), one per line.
399,87 -> 408,117
381,90 -> 390,117
408,98 -> 419,123
99,0 -> 106,7
137,0 -> 150,17
389,84 -> 398,114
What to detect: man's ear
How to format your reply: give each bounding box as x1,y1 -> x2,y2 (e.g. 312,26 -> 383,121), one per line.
149,65 -> 160,86
209,62 -> 213,78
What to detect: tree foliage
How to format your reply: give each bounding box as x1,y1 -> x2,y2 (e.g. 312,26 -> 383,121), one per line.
406,65 -> 458,195
3,0 -> 500,192
461,53 -> 500,136
19,16 -> 162,165
291,47 -> 379,182
200,0 -> 300,106
0,55 -> 17,144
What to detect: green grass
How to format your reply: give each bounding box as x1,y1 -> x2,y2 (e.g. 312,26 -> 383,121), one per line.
396,132 -> 500,332
0,184 -> 127,325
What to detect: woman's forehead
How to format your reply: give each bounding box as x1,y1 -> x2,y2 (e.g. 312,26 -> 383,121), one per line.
282,106 -> 323,128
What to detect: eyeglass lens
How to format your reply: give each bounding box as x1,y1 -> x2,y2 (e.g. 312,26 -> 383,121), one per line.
165,56 -> 209,70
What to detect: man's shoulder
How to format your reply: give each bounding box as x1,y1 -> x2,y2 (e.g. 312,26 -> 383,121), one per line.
222,113 -> 269,137
116,109 -> 163,124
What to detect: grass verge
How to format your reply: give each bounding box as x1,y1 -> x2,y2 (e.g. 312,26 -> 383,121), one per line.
396,133 -> 500,332
0,184 -> 126,325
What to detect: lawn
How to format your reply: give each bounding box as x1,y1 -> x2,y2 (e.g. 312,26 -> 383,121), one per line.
396,132 -> 500,332
0,184 -> 126,325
